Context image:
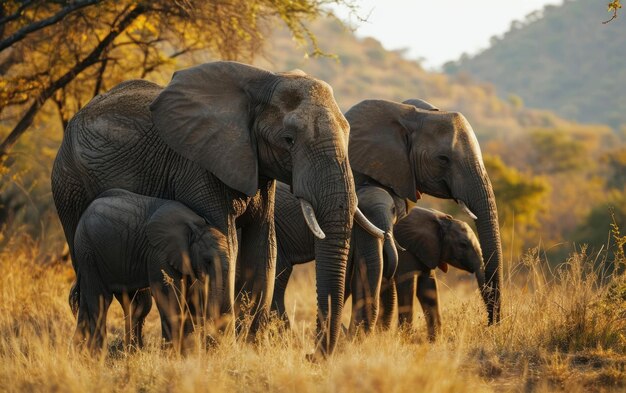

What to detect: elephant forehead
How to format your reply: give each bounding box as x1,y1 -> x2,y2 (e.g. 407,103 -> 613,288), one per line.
277,88 -> 303,112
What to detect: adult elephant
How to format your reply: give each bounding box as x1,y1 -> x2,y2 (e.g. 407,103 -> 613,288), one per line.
272,181 -> 402,333
52,61 -> 379,355
346,99 -> 503,324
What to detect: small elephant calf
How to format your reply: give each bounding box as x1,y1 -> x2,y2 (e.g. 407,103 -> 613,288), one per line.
380,207 -> 485,340
72,189 -> 228,352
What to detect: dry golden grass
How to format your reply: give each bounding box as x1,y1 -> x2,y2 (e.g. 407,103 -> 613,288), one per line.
1,234 -> 625,392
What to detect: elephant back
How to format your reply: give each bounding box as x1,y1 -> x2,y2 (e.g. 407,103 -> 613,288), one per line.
70,80 -> 163,149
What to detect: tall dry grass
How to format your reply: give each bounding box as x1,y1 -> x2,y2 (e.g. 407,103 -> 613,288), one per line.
1,231 -> 625,392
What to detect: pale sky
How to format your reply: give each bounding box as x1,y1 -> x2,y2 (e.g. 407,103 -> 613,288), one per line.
332,0 -> 563,70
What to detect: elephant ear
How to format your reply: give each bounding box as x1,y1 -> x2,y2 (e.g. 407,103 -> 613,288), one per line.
393,208 -> 442,270
150,61 -> 274,196
346,100 -> 419,202
402,98 -> 439,111
146,202 -> 207,276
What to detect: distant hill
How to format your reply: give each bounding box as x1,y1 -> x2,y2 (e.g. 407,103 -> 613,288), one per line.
254,17 -> 596,144
443,0 -> 626,129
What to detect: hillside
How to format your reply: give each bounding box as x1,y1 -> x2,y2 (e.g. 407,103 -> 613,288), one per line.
444,0 -> 626,129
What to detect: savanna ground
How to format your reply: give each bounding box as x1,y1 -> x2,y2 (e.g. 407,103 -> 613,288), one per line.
1,230 -> 626,393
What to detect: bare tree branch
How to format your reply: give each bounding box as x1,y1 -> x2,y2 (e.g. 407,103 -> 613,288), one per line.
92,54 -> 109,97
0,1 -> 36,27
0,3 -> 146,158
604,0 -> 622,24
0,0 -> 101,52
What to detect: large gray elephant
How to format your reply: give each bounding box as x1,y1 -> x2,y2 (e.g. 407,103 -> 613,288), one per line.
272,181 -> 404,332
52,61 -> 379,355
72,189 -> 228,353
378,207 -> 484,340
346,99 -> 503,323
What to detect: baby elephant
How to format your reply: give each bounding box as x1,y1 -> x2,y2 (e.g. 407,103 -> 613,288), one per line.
72,189 -> 228,353
380,207 -> 485,341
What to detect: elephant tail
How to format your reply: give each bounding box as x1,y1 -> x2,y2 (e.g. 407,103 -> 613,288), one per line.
69,278 -> 80,317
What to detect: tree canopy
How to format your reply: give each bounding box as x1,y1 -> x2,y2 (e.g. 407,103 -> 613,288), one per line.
0,0 -> 353,158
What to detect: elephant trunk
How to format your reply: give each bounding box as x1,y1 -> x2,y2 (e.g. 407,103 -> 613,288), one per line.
467,175 -> 503,324
314,220 -> 352,355
475,264 -> 486,302
305,165 -> 356,356
361,207 -> 398,280
383,232 -> 399,279
349,227 -> 383,332
349,205 -> 397,332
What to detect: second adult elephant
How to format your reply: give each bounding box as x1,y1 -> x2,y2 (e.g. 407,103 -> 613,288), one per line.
52,61 -> 380,355
272,181 -> 405,332
347,99 -> 503,323
378,207 -> 485,340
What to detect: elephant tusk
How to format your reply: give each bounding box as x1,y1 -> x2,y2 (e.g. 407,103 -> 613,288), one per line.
299,199 -> 326,240
354,207 -> 385,239
458,200 -> 478,220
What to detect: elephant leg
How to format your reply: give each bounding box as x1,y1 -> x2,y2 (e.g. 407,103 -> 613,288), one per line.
378,277 -> 397,330
116,289 -> 152,349
272,250 -> 293,327
396,272 -> 417,328
416,270 -> 442,341
235,180 -> 276,337
151,277 -> 194,353
51,166 -> 90,315
73,276 -> 113,353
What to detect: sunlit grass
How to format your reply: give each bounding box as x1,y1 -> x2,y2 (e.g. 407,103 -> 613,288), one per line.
1,232 -> 625,392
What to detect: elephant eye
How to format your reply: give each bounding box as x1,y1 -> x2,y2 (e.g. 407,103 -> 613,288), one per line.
283,136 -> 295,147
460,241 -> 469,249
437,155 -> 450,165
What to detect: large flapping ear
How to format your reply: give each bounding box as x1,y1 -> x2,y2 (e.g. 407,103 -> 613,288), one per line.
402,98 -> 440,111
146,202 -> 207,276
346,99 -> 419,202
150,61 -> 275,196
393,208 -> 442,270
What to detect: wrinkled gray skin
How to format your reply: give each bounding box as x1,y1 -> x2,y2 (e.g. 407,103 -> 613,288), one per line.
272,181 -> 406,332
347,98 -> 503,324
272,100 -> 432,332
52,61 -> 357,355
72,189 -> 228,353
272,97 -> 498,332
378,207 -> 484,341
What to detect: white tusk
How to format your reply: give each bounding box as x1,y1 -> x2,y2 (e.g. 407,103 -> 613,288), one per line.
458,200 -> 478,220
354,207 -> 385,239
299,199 -> 326,240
